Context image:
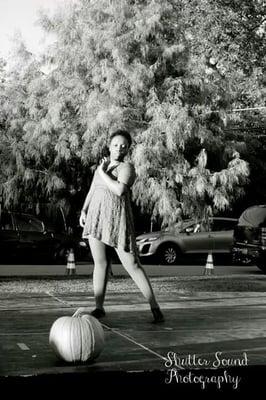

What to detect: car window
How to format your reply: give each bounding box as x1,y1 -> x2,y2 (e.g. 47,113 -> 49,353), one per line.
165,218 -> 237,233
15,214 -> 44,232
169,220 -> 195,233
0,212 -> 14,230
167,220 -> 206,233
212,219 -> 237,231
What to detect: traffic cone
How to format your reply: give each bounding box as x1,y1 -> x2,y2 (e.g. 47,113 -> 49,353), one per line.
66,248 -> 76,275
203,252 -> 214,275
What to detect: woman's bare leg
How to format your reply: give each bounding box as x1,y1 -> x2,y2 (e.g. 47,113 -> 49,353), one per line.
88,236 -> 112,310
115,247 -> 159,309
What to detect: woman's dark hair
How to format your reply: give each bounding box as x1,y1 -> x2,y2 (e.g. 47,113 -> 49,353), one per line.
109,129 -> 132,148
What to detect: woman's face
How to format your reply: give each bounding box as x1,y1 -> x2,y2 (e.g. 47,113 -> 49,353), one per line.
109,135 -> 129,161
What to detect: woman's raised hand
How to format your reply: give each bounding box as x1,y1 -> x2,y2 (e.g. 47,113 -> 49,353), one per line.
99,156 -> 109,173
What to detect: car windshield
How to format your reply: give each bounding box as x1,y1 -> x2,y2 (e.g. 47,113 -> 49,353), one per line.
15,214 -> 44,232
164,220 -> 197,233
164,218 -> 238,234
238,206 -> 266,227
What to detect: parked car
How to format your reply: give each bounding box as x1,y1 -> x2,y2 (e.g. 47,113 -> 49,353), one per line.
232,205 -> 266,273
0,211 -> 90,264
136,217 -> 238,265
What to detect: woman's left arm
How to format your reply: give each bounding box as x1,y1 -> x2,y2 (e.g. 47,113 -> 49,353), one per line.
98,159 -> 135,197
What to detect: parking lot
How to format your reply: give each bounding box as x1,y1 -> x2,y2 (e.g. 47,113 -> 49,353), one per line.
1,272 -> 266,394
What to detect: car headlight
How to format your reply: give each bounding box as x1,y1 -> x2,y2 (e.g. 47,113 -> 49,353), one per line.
137,237 -> 159,243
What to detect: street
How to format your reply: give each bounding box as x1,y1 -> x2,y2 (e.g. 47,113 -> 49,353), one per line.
1,273 -> 266,394
0,262 -> 261,277
1,259 -> 265,393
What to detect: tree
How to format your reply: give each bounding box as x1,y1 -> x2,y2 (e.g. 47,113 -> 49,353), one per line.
0,34 -> 90,217
4,0 -> 266,227
0,58 -> 9,186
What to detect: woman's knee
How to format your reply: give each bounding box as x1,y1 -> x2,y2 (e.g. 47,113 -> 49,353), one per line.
128,261 -> 143,273
122,256 -> 143,273
89,237 -> 109,266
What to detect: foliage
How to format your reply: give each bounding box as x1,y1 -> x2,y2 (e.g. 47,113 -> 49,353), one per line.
2,0 -> 265,227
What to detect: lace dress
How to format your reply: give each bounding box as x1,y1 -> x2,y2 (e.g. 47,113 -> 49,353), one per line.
82,162 -> 138,256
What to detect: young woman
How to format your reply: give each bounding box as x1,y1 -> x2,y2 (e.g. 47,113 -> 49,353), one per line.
73,129 -> 164,323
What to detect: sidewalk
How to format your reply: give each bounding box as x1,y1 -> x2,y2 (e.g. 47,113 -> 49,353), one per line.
1,275 -> 266,393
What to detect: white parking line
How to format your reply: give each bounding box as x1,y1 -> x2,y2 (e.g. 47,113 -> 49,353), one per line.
17,343 -> 30,350
45,291 -> 72,306
101,323 -> 185,369
43,292 -> 181,368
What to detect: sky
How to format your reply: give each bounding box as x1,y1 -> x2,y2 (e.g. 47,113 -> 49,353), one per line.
0,0 -> 74,59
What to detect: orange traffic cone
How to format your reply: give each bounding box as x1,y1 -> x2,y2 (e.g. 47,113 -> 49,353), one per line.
66,248 -> 76,275
203,252 -> 214,275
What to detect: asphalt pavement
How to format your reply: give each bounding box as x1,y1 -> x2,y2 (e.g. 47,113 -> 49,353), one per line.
0,261 -> 260,276
1,263 -> 266,395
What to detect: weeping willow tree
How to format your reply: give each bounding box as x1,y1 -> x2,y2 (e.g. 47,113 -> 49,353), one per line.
0,34 -> 87,214
2,0 -> 265,225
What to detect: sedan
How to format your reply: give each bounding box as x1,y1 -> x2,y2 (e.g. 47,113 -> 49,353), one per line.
136,217 -> 238,265
0,211 -> 89,264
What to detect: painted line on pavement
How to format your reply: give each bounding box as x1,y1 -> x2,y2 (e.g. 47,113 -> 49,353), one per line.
43,293 -> 176,368
43,292 -> 180,367
17,343 -> 30,351
101,322 -> 184,369
45,291 -> 72,306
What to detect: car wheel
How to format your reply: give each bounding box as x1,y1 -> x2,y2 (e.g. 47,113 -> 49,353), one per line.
159,244 -> 179,265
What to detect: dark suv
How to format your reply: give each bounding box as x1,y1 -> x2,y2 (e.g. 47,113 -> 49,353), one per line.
0,211 -> 89,263
232,205 -> 266,273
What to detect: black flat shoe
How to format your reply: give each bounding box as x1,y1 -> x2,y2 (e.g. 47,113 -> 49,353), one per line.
151,307 -> 165,324
90,308 -> 106,319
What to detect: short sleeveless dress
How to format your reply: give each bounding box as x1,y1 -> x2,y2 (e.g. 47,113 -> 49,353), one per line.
82,162 -> 139,257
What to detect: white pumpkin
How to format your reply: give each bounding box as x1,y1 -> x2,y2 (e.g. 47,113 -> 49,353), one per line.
49,314 -> 105,363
